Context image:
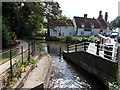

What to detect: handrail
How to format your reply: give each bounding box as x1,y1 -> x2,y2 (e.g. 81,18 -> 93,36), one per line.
66,41 -> 118,61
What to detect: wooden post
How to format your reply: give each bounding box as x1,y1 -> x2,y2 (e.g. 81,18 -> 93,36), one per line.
75,44 -> 77,52
96,40 -> 100,55
21,46 -> 23,64
10,50 -> 13,81
84,41 -> 86,51
67,45 -> 69,53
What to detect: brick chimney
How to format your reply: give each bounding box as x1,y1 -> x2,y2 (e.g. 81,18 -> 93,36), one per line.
84,14 -> 87,18
99,11 -> 103,18
105,12 -> 108,22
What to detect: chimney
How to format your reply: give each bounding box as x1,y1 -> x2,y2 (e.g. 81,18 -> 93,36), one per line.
99,11 -> 103,18
84,14 -> 87,18
105,12 -> 108,22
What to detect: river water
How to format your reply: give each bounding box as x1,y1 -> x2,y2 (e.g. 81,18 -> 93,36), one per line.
37,41 -> 107,90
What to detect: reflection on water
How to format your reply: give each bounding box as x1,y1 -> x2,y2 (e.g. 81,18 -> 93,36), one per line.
37,41 -> 107,90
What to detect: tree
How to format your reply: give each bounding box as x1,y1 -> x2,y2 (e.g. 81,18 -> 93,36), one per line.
110,16 -> 120,28
2,2 -> 45,38
2,22 -> 11,48
43,2 -> 67,38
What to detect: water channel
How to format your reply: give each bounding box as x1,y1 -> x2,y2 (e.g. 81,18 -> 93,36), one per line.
37,41 -> 107,90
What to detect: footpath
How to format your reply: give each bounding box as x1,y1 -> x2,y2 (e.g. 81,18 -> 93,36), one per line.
22,55 -> 51,89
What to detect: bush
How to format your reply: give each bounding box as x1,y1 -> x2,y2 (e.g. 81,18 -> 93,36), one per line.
48,35 -> 98,43
88,35 -> 98,42
57,36 -> 65,42
64,35 -> 73,43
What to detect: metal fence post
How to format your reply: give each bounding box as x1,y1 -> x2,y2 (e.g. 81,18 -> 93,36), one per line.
28,43 -> 30,61
21,46 -> 23,64
10,50 -> 13,81
31,42 -> 33,56
34,41 -> 35,54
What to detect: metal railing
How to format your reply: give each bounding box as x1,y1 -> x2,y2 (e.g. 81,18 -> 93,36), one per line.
0,40 -> 36,89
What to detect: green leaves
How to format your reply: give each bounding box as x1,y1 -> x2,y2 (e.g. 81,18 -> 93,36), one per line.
110,16 -> 120,28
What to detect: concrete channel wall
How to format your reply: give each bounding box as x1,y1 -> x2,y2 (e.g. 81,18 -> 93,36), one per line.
63,51 -> 118,83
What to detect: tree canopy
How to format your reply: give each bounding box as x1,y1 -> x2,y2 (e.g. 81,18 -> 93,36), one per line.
2,2 -> 67,48
110,16 -> 120,28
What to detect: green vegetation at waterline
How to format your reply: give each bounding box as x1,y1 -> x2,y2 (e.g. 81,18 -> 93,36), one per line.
47,35 -> 98,43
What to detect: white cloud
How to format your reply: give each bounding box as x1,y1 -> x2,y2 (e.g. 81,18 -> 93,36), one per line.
56,0 -> 120,21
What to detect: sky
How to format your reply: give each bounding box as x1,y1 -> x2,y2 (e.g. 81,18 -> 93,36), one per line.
55,0 -> 120,22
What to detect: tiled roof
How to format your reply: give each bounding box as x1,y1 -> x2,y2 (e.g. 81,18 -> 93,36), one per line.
50,19 -> 74,26
74,16 -> 108,29
97,17 -> 108,29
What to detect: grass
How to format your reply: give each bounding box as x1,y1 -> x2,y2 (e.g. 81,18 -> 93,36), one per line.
0,48 -> 19,64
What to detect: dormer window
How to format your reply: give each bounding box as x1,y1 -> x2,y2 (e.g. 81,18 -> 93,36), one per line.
81,24 -> 85,28
90,23 -> 94,28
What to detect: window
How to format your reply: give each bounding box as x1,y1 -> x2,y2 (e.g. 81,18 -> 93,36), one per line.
81,24 -> 85,28
84,29 -> 91,31
53,30 -> 57,34
66,26 -> 68,28
90,24 -> 94,28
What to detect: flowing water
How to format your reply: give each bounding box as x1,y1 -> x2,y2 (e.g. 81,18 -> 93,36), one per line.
37,41 -> 107,90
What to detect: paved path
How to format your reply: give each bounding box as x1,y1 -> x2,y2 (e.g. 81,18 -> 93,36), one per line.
87,43 -> 97,55
22,55 -> 51,88
87,43 -> 104,57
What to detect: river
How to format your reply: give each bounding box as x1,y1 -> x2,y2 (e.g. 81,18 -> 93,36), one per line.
37,41 -> 107,90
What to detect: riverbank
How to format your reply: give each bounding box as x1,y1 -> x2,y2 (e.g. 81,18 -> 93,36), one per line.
22,55 -> 52,89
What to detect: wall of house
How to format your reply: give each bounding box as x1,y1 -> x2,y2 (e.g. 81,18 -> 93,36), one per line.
72,18 -> 77,34
84,31 -> 92,36
92,29 -> 100,35
77,28 -> 100,36
61,26 -> 75,35
50,26 -> 75,36
77,28 -> 84,36
50,27 -> 60,36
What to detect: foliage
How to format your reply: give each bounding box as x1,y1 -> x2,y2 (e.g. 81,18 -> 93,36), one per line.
110,16 -> 120,28
2,2 -> 65,39
55,35 -> 98,43
87,35 -> 98,42
3,56 -> 37,88
109,81 -> 120,90
2,23 -> 10,48
43,2 -> 67,37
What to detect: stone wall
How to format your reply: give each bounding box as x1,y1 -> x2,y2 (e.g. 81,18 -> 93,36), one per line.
63,51 -> 118,83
